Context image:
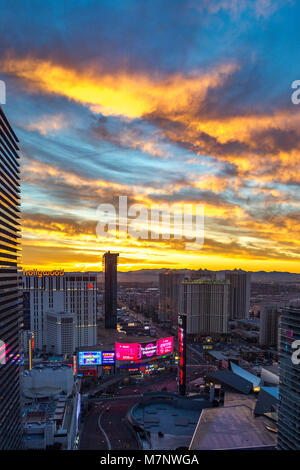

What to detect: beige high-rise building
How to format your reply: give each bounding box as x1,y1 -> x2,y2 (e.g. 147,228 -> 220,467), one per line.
181,279 -> 229,335
159,270 -> 187,325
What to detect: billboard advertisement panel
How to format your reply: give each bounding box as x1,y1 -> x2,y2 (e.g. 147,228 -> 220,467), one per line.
157,337 -> 173,355
178,313 -> 187,396
102,351 -> 115,364
78,350 -> 115,366
115,337 -> 174,361
115,343 -> 139,361
78,351 -> 102,366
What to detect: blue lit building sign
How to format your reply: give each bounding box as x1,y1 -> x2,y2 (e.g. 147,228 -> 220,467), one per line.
78,350 -> 115,366
102,351 -> 115,364
79,351 -> 102,366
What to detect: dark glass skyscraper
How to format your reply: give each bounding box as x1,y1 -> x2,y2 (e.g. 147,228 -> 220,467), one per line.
277,307 -> 300,449
103,251 -> 119,329
0,106 -> 23,449
225,269 -> 250,320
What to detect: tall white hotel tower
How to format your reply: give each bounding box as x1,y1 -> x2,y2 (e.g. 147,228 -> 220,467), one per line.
23,272 -> 97,351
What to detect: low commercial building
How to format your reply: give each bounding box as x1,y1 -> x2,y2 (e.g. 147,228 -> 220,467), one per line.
22,394 -> 80,450
22,364 -> 74,399
22,364 -> 80,450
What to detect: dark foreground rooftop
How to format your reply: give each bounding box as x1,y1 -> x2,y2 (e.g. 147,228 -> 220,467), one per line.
208,369 -> 253,394
189,404 -> 277,450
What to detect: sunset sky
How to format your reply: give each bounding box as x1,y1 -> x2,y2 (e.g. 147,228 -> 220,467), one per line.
1,0 -> 300,273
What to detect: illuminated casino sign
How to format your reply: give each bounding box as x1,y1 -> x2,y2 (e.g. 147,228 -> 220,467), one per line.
23,269 -> 64,277
78,350 -> 115,366
115,337 -> 174,362
79,351 -> 102,366
157,337 -> 173,355
102,351 -> 115,364
178,313 -> 187,396
115,343 -> 138,361
73,355 -> 77,376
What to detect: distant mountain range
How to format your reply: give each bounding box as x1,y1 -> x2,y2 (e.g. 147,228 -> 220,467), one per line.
116,269 -> 300,283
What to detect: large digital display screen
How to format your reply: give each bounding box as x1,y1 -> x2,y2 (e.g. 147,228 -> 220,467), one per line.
115,337 -> 174,361
178,313 -> 187,396
115,343 -> 139,361
102,351 -> 115,364
78,351 -> 115,366
79,351 -> 102,366
157,337 -> 173,355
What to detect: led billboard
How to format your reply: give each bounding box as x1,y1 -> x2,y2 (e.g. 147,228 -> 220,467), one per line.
102,351 -> 115,364
78,351 -> 102,366
78,350 -> 115,366
178,313 -> 187,396
157,337 -> 173,355
115,343 -> 139,361
115,337 -> 174,362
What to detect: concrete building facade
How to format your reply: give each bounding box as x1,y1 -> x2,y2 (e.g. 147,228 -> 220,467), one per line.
181,279 -> 229,336
22,272 -> 97,351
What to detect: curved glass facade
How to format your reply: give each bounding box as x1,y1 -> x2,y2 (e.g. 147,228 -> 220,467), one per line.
0,106 -> 22,450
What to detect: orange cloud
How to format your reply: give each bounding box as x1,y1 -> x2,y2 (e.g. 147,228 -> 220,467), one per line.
1,53 -> 238,118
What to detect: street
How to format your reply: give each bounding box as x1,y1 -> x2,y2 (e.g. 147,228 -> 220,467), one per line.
79,373 -> 178,450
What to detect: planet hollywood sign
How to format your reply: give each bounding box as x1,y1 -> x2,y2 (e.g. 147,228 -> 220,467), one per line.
23,269 -> 65,277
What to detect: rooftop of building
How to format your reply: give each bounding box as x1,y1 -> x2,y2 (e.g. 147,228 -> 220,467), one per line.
232,328 -> 259,338
261,386 -> 279,399
78,332 -> 160,351
230,361 -> 261,388
23,364 -> 73,375
23,397 -> 68,425
261,364 -> 280,376
208,350 -> 240,361
22,364 -> 74,398
131,394 -> 212,450
189,404 -> 276,450
208,369 -> 253,394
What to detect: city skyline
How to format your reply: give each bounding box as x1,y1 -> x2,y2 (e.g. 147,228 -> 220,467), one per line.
1,1 -> 299,455
1,1 -> 300,273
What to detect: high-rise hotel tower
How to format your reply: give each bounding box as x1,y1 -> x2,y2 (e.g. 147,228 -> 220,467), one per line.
0,107 -> 23,449
277,307 -> 300,449
225,269 -> 251,320
103,251 -> 119,329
